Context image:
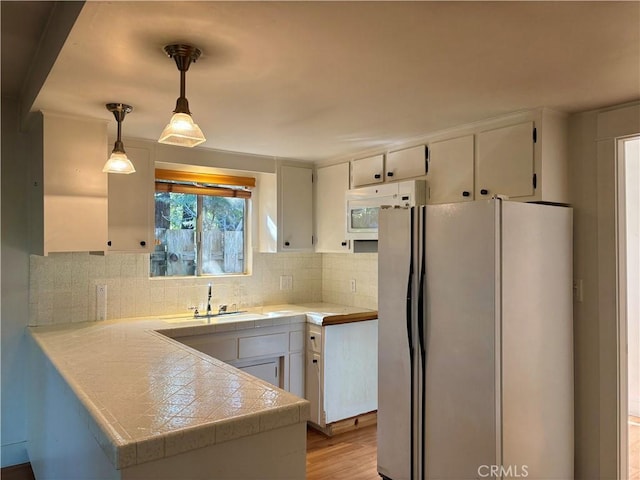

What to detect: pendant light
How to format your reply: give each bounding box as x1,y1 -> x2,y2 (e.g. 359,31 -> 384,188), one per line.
103,103 -> 136,174
158,44 -> 206,148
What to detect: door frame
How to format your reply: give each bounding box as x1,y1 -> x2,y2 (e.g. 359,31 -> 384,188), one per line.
616,134 -> 640,480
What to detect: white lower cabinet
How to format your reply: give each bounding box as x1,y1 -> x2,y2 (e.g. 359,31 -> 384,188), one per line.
174,321 -> 305,396
238,359 -> 279,387
305,320 -> 378,427
306,350 -> 323,425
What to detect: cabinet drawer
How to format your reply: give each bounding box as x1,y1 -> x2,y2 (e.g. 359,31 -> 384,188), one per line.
180,335 -> 238,362
307,325 -> 322,353
239,332 -> 288,359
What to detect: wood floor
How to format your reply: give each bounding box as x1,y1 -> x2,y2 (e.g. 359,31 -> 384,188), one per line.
307,419 -> 639,480
631,415 -> 640,480
307,425 -> 378,480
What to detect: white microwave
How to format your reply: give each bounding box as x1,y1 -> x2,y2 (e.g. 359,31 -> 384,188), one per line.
345,180 -> 426,240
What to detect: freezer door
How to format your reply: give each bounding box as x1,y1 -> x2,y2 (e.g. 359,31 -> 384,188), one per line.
377,207 -> 414,480
423,200 -> 498,479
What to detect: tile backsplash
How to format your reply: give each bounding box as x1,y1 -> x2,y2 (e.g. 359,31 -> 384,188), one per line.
28,252 -> 377,326
321,253 -> 378,311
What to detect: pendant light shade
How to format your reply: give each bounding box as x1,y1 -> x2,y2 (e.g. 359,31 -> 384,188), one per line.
158,112 -> 206,147
103,103 -> 135,174
158,44 -> 206,148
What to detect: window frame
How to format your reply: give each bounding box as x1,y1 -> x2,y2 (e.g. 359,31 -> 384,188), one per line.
152,169 -> 254,278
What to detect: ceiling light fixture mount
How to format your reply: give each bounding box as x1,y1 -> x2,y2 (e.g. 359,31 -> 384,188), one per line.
103,103 -> 136,174
158,43 -> 206,148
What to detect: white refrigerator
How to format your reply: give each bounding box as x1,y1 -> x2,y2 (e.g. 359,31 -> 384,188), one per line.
377,199 -> 574,480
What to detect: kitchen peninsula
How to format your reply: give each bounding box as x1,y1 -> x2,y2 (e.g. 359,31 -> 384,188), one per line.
27,303 -> 376,480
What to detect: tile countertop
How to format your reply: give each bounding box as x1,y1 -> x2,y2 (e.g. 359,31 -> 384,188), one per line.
28,303 -> 377,470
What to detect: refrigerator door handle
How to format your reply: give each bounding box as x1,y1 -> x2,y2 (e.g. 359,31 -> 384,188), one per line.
417,206 -> 427,479
406,208 -> 416,480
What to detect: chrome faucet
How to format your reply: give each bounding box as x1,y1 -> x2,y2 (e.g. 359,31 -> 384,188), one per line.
206,283 -> 213,317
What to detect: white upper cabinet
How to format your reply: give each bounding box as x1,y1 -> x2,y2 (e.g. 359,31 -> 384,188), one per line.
279,164 -> 314,251
385,145 -> 428,181
31,112 -> 109,255
474,109 -> 569,204
351,154 -> 384,187
427,135 -> 475,204
107,144 -> 154,253
315,162 -> 351,253
476,121 -> 535,200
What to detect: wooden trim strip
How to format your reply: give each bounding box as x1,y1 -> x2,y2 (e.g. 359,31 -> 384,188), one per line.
321,311 -> 378,326
155,182 -> 251,198
155,169 -> 256,188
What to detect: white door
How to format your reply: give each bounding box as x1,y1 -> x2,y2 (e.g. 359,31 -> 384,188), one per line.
423,200 -> 498,479
386,145 -> 427,181
427,135 -> 474,204
476,121 -> 535,199
306,352 -> 323,425
107,145 -> 154,252
239,360 -> 279,387
377,207 -> 414,480
280,165 -> 313,251
315,163 -> 351,252
352,154 -> 384,187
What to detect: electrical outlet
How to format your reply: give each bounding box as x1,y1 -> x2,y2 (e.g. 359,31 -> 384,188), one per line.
350,279 -> 357,293
280,275 -> 293,291
96,284 -> 107,321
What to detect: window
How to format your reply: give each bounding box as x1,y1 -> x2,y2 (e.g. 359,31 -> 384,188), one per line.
151,169 -> 254,277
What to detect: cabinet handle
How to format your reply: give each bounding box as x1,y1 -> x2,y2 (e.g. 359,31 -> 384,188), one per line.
310,336 -> 315,340
480,189 -> 489,195
312,359 -> 318,364
107,241 -> 112,247
140,241 -> 146,247
387,172 -> 394,177
341,241 -> 347,246
462,191 -> 470,197
284,241 -> 290,247
374,174 -> 381,179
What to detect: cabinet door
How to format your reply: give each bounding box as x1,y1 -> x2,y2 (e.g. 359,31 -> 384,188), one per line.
289,351 -> 305,398
352,154 -> 384,187
386,145 -> 427,181
238,360 -> 279,388
315,163 -> 351,253
427,135 -> 474,204
476,122 -> 535,199
279,165 -> 313,251
41,113 -> 108,254
107,146 -> 154,252
306,351 -> 323,425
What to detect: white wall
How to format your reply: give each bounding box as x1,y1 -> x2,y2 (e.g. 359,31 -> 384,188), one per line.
1,97 -> 32,465
625,138 -> 640,417
569,102 -> 640,479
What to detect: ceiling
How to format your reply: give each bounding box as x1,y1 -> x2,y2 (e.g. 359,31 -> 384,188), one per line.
24,1 -> 640,162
